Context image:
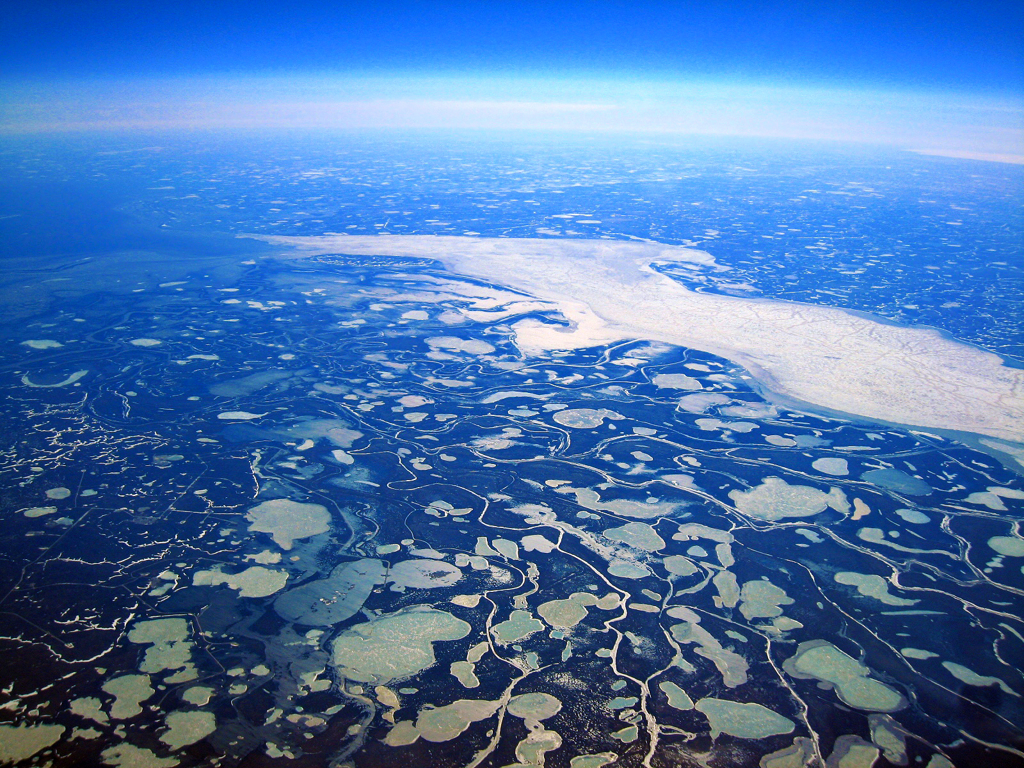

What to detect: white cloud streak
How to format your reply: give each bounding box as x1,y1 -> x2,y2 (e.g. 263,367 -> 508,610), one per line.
2,74 -> 1021,158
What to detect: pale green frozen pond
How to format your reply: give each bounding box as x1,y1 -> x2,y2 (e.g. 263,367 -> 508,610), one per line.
332,607 -> 471,683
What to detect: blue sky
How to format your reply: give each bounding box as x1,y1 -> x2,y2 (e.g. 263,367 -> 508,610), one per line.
3,0 -> 1022,91
2,1 -> 1022,155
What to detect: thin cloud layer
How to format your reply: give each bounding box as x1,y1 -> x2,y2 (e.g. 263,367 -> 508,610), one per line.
2,75 -> 1021,160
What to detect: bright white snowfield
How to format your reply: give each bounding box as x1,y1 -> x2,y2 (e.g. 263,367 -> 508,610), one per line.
258,234 -> 1024,443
